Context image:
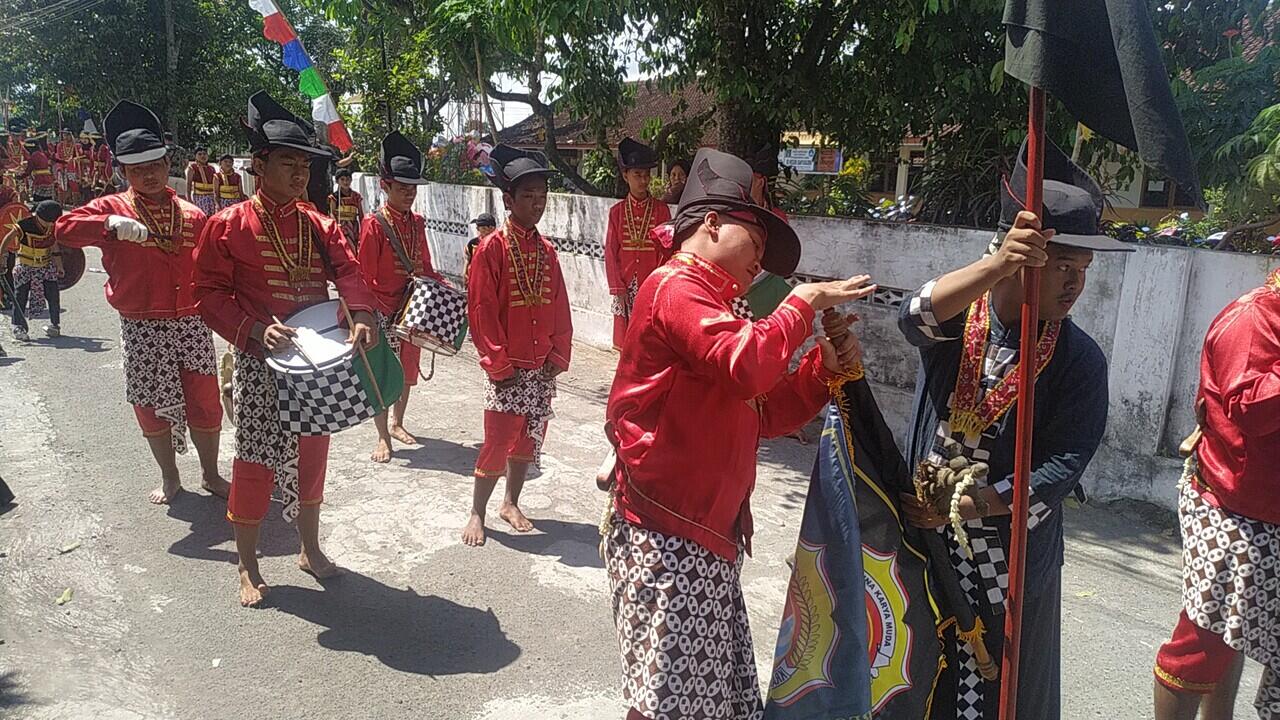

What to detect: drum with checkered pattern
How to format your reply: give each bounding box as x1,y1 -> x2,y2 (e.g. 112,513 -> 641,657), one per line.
267,300 -> 378,436
394,276 -> 468,356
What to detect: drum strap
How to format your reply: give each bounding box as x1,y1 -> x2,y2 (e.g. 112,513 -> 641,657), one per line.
374,210 -> 416,277
304,216 -> 337,281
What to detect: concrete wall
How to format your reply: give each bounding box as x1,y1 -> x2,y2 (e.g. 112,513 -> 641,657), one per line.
353,175 -> 1280,511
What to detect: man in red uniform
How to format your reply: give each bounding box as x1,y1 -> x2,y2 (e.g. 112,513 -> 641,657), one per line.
185,147 -> 218,216
1154,268 -> 1280,720
193,91 -> 378,607
19,134 -> 55,205
92,134 -> 114,196
213,153 -> 246,211
73,132 -> 95,204
358,131 -> 445,463
328,168 -> 363,248
604,137 -> 671,349
602,147 -> 873,720
54,129 -> 77,206
463,144 -> 573,547
56,101 -> 228,506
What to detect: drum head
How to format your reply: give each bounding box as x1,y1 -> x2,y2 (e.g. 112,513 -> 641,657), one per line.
59,247 -> 85,290
265,300 -> 354,373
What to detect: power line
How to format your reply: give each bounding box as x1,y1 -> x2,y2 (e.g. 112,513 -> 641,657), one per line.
7,0 -> 110,32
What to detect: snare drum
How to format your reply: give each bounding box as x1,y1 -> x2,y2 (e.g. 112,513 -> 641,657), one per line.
394,276 -> 469,355
267,300 -> 403,435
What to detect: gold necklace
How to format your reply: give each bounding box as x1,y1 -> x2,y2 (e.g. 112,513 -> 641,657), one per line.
129,189 -> 179,253
252,195 -> 313,284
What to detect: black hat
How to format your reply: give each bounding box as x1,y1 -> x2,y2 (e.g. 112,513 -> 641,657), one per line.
617,137 -> 659,170
1000,138 -> 1134,252
34,200 -> 62,222
673,148 -> 800,276
7,118 -> 26,133
104,100 -> 168,165
242,91 -> 330,158
487,144 -> 556,193
748,144 -> 779,177
379,130 -> 428,185
471,212 -> 496,227
334,167 -> 353,180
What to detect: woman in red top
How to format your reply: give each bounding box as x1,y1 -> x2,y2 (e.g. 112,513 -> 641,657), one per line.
603,147 -> 873,720
1154,268 -> 1280,720
357,131 -> 445,464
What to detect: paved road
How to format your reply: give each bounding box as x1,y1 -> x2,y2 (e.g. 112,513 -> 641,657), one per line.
0,250 -> 1264,719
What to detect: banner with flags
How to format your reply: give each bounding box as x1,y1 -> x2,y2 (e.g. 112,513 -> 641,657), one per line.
247,0 -> 353,152
765,377 -> 942,719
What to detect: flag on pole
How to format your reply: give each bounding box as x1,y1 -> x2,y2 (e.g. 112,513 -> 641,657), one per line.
247,0 -> 353,152
764,377 -> 942,719
1003,0 -> 1201,202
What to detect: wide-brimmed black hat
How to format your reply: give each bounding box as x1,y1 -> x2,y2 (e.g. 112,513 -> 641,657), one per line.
471,212 -> 496,227
379,130 -> 428,185
748,144 -> 780,177
104,100 -> 168,165
1000,138 -> 1134,252
488,144 -> 556,193
242,91 -> 330,158
673,147 -> 800,276
617,137 -> 659,170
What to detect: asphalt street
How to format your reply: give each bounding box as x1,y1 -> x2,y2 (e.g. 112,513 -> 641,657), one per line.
0,249 -> 1264,719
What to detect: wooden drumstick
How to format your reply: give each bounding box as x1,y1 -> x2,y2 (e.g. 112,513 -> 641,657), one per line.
271,314 -> 321,372
338,299 -> 386,410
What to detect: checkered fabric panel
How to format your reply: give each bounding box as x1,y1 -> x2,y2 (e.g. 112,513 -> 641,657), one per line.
730,296 -> 753,321
275,360 -> 375,436
399,279 -> 468,349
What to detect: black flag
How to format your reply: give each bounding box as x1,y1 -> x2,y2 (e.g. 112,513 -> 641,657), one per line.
1003,0 -> 1201,203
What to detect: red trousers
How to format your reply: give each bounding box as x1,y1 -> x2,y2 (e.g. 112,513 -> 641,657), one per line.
612,315 -> 628,350
133,371 -> 223,436
1155,611 -> 1239,693
400,340 -> 422,388
226,436 -> 330,525
475,410 -> 543,477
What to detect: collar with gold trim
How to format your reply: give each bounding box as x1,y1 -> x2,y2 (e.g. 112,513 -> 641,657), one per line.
672,251 -> 744,301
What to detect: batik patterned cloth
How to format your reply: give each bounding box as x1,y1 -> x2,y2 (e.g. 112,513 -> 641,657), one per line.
605,521 -> 762,720
232,350 -> 301,522
120,316 -> 218,453
483,366 -> 556,465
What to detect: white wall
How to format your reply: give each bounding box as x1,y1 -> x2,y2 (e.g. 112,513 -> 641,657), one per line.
354,175 -> 1279,511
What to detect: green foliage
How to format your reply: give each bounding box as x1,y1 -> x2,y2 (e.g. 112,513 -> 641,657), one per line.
780,159 -> 873,218
578,148 -> 620,195
423,138 -> 487,185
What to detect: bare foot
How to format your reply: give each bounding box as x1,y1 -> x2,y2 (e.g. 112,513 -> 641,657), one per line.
462,513 -> 487,547
148,476 -> 181,505
201,474 -> 231,499
499,503 -> 535,533
298,548 -> 340,579
238,566 -> 270,608
389,425 -> 417,445
371,438 -> 392,464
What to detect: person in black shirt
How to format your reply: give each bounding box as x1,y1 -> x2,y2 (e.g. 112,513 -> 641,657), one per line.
463,212 -> 497,286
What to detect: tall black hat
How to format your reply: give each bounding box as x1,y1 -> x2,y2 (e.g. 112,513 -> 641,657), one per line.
747,144 -> 780,177
999,138 -> 1134,252
617,137 -> 659,170
241,91 -> 330,158
672,147 -> 800,276
104,100 -> 168,165
487,144 -> 555,193
379,130 -> 428,185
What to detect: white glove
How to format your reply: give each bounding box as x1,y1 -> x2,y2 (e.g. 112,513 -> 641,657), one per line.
106,215 -> 149,243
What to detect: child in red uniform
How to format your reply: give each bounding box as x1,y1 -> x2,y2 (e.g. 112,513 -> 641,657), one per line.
56,101 -> 227,506
193,91 -> 378,608
358,131 -> 446,463
604,137 -> 671,349
329,168 -> 363,248
463,145 -> 573,547
213,154 -> 246,210
603,147 -> 872,720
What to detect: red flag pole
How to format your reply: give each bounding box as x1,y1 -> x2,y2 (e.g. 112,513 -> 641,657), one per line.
998,84 -> 1046,720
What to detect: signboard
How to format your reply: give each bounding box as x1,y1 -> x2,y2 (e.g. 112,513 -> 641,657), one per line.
779,146 -> 844,175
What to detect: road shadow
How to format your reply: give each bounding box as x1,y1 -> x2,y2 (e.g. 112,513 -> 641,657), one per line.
486,518 -> 603,569
166,490 -> 295,563
0,502 -> 16,519
45,335 -> 111,353
0,670 -> 32,710
395,436 -> 478,476
270,570 -> 521,676
0,356 -> 22,367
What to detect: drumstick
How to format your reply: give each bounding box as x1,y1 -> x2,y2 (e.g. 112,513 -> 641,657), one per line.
338,298 -> 386,410
271,314 -> 321,372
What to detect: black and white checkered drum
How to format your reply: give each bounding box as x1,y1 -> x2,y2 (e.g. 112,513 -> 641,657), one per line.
267,300 -> 377,436
394,276 -> 469,356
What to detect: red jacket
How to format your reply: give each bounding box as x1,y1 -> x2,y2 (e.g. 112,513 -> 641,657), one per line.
606,252 -> 833,561
22,150 -> 54,189
1195,269 -> 1280,524
604,194 -> 672,294
187,162 -> 216,197
467,220 -> 573,381
55,188 -> 205,319
215,171 -> 245,202
356,205 -> 444,315
192,192 -> 376,353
